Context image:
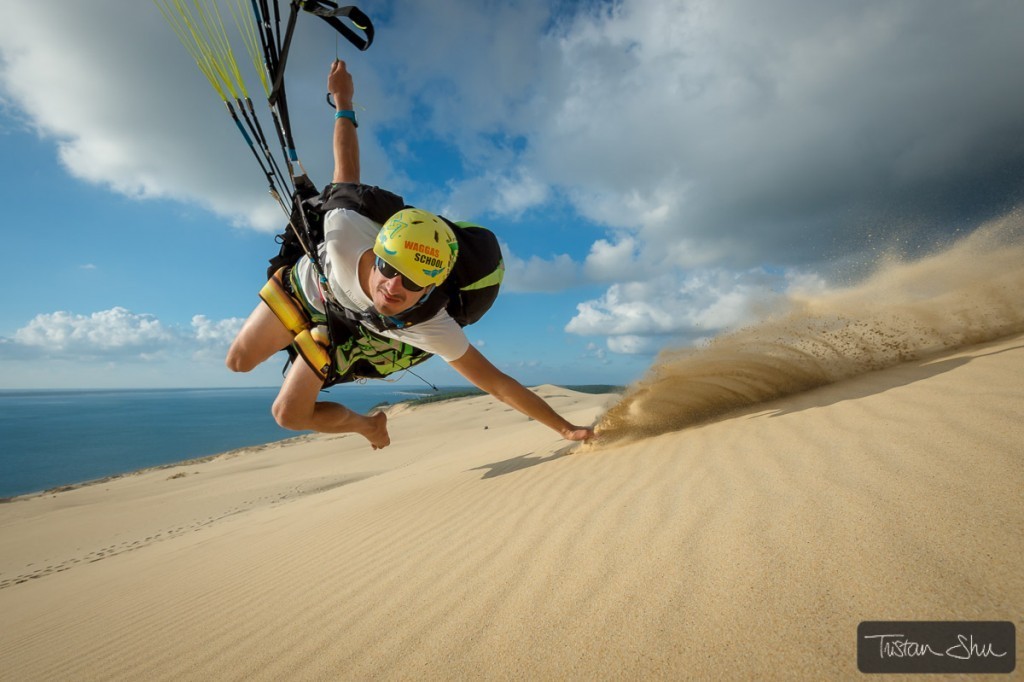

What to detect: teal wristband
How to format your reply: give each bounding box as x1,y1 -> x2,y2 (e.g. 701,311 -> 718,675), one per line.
334,109 -> 358,127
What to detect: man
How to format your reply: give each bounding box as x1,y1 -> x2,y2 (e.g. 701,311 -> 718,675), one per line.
226,59 -> 594,449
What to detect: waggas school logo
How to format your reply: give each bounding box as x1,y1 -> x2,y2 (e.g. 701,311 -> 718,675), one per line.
406,240 -> 444,271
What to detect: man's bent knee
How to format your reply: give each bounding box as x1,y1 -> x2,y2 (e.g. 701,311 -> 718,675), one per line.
272,397 -> 311,431
225,301 -> 294,373
225,344 -> 256,373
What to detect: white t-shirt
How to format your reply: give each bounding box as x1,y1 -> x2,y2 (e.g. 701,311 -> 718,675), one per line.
293,208 -> 470,362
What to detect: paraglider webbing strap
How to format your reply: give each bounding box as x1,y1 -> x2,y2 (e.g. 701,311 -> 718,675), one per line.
267,3 -> 373,126
302,2 -> 375,52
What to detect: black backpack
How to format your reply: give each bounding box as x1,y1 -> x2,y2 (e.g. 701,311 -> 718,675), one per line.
268,180 -> 504,331
267,178 -> 406,279
266,179 -> 501,335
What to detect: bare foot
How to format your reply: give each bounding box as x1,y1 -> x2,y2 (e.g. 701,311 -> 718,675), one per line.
357,411 -> 390,450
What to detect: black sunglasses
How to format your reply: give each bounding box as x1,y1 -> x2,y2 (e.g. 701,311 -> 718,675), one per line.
375,256 -> 426,292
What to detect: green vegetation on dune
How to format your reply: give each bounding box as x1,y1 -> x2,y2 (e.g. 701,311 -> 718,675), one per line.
373,384 -> 623,410
563,385 -> 625,395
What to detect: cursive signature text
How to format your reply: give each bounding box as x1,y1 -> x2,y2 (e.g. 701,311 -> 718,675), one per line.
865,633 -> 1009,661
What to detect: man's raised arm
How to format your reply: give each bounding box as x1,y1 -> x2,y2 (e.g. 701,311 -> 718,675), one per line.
329,59 -> 360,184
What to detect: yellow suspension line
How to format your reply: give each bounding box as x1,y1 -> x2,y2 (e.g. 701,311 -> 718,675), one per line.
228,0 -> 270,97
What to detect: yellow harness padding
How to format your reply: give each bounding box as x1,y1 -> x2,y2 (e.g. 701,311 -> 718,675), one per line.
292,329 -> 332,381
259,268 -> 332,381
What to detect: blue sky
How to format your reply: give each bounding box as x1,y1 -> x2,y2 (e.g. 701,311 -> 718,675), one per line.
1,0 -> 1023,391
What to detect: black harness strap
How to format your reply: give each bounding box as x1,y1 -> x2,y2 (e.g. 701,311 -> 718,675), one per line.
271,2 -> 373,107
301,2 -> 375,51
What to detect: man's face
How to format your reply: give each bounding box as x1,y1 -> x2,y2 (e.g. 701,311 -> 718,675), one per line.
369,258 -> 430,316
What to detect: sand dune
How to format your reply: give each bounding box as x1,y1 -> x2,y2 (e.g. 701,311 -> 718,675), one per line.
1,338 -> 1021,679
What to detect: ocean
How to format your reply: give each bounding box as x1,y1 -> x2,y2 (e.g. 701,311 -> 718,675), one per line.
0,384 -> 443,499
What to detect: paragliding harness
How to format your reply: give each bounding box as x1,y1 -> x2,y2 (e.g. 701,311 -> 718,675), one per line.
264,180 -> 504,387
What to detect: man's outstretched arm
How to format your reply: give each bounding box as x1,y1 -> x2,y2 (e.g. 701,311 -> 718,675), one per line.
329,59 -> 359,184
448,345 -> 594,442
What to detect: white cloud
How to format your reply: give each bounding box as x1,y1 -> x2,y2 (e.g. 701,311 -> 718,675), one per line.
606,335 -> 664,356
14,308 -> 175,354
0,0 -> 308,231
492,170 -> 550,217
566,266 -> 800,353
583,341 -> 608,363
191,315 -> 245,345
442,167 -> 550,219
583,235 -> 643,282
500,241 -> 581,293
5,307 -> 242,361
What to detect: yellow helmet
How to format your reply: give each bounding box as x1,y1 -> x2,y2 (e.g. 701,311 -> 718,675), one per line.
373,208 -> 459,289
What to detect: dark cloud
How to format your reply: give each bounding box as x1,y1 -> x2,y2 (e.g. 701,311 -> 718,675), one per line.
532,0 -> 1024,270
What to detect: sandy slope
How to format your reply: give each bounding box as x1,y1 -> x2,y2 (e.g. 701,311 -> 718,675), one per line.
0,340 -> 1021,680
